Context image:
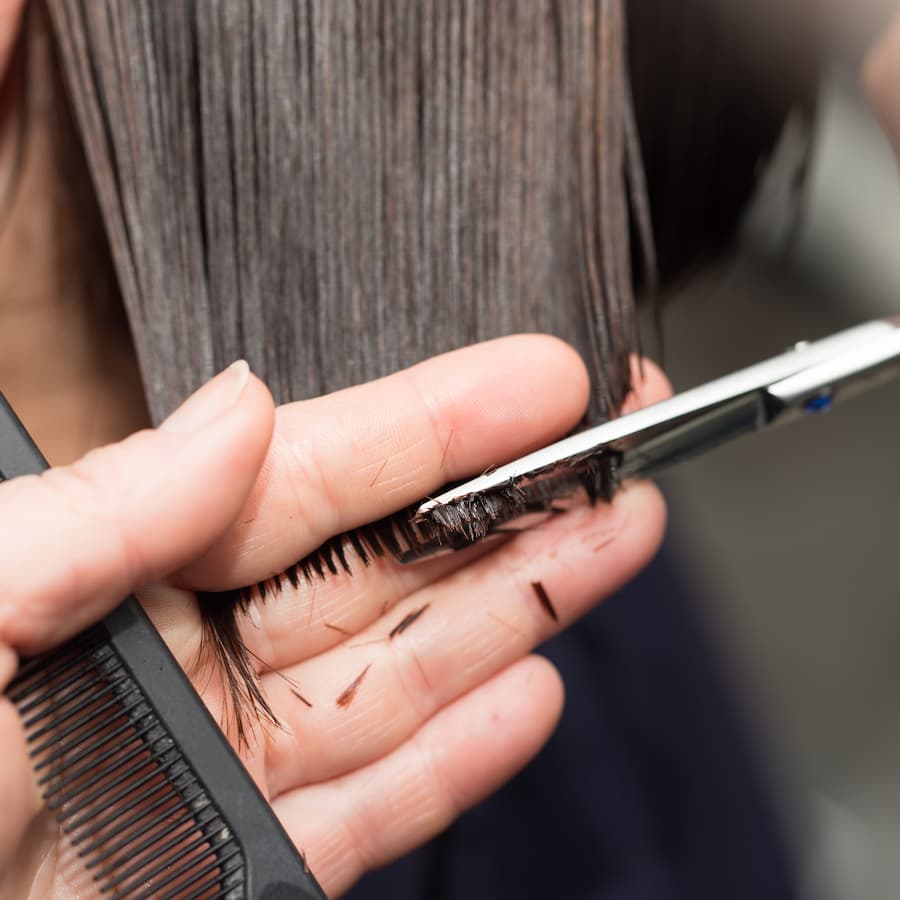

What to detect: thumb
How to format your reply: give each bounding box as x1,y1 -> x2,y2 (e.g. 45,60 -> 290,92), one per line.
0,361 -> 275,657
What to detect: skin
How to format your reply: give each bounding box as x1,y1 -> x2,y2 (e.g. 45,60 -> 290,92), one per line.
864,3 -> 900,154
0,4 -> 670,897
0,344 -> 670,898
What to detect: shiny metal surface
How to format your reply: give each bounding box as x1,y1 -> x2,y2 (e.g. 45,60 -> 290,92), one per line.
418,318 -> 900,514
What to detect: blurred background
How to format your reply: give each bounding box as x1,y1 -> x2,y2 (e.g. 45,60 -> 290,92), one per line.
656,2 -> 900,898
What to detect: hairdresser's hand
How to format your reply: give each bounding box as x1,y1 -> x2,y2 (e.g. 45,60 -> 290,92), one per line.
164,337 -> 668,896
0,337 -> 668,897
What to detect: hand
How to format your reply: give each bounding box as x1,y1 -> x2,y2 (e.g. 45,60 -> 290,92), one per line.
0,337 -> 668,897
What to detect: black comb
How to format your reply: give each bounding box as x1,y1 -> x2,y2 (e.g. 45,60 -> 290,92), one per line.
0,392 -> 326,900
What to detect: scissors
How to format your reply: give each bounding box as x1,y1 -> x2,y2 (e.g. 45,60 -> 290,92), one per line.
407,317 -> 900,556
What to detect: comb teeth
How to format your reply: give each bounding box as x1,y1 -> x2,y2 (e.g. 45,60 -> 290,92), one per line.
6,627 -> 247,898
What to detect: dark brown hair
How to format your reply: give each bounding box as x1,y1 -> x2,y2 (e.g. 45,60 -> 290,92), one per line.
45,0 -> 651,426
38,0 -> 815,738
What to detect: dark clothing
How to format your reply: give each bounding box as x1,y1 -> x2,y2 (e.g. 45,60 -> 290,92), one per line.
346,539 -> 797,900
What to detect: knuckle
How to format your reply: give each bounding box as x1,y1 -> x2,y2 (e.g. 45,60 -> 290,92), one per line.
395,647 -> 439,723
398,369 -> 453,478
339,793 -> 383,878
274,429 -> 342,542
411,733 -> 464,820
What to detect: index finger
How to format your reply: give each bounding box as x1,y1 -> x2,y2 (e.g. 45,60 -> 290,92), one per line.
178,335 -> 594,589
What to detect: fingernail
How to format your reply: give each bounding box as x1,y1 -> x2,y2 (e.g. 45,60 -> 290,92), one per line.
161,360 -> 250,433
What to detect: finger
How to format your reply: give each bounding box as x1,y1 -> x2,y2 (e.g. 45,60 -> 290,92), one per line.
0,362 -> 275,654
620,356 -> 671,414
0,700 -> 39,872
264,480 -> 665,791
864,8 -> 900,153
0,642 -> 38,869
272,654 -> 564,898
221,357 -> 672,672
177,335 -> 592,590
0,1 -> 24,81
240,538 -> 497,673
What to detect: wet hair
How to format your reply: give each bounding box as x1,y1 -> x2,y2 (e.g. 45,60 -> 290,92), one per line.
44,0 -> 650,427
37,0 -> 815,739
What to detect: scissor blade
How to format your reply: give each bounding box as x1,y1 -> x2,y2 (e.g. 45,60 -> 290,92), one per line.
618,391 -> 768,480
417,318 -> 900,515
